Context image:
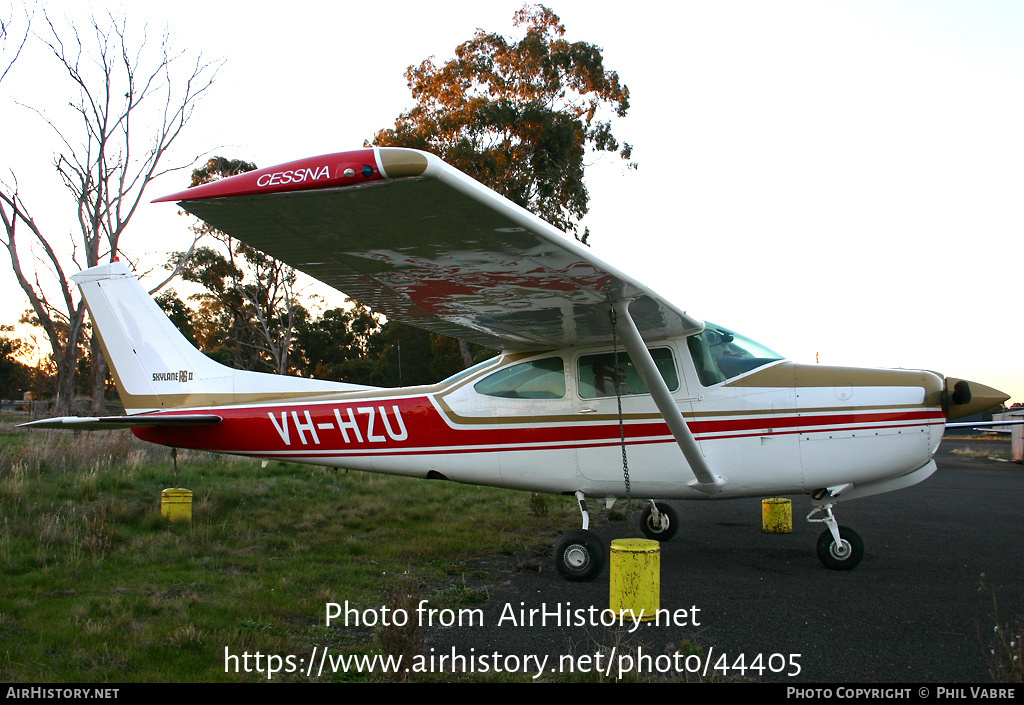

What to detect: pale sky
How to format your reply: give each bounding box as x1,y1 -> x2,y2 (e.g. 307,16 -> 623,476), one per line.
3,0 -> 1023,402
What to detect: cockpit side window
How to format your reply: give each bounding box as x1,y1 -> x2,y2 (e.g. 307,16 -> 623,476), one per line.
687,335 -> 727,387
473,357 -> 566,399
687,323 -> 784,387
577,348 -> 678,399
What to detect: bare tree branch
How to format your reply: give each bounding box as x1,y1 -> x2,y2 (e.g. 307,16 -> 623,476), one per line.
0,1 -> 33,84
0,10 -> 221,415
146,229 -> 202,295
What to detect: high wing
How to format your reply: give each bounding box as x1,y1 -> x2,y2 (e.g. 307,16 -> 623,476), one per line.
155,147 -> 703,350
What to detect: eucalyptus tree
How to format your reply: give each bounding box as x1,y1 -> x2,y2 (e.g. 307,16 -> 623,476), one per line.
371,4 -> 635,244
372,4 -> 634,368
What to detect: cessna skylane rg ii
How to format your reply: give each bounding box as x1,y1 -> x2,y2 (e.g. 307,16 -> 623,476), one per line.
24,147 -> 1009,581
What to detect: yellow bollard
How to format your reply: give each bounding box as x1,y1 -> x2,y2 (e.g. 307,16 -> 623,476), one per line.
609,538 -> 660,622
161,488 -> 193,523
761,497 -> 792,533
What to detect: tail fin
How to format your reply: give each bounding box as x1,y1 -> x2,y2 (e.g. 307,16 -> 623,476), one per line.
75,262 -> 374,413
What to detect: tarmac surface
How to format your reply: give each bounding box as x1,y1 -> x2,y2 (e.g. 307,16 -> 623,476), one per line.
425,438 -> 1024,683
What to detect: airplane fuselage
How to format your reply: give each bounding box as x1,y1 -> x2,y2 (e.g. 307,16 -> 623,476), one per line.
134,341 -> 946,501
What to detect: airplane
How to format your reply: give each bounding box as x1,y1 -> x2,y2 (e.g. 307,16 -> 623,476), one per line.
22,146 -> 1011,581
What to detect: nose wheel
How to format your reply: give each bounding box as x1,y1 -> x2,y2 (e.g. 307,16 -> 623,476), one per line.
639,500 -> 679,541
809,503 -> 864,570
816,526 -> 863,570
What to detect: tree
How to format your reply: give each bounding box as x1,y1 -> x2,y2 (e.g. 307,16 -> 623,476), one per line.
236,244 -> 304,375
1,2 -> 32,85
293,304 -> 381,384
0,324 -> 28,401
146,157 -> 256,296
371,4 -> 633,371
1,318 -> 57,404
0,12 -> 219,415
167,157 -> 310,376
169,243 -> 308,374
368,322 -> 438,388
371,4 -> 634,244
154,289 -> 197,347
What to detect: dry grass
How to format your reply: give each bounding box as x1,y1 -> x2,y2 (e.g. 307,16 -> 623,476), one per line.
0,426 -> 581,682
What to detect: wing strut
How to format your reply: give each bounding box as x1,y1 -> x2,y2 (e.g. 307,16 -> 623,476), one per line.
611,300 -> 728,494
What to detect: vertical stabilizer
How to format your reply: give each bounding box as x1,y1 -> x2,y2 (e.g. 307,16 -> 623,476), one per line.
74,262 -> 373,413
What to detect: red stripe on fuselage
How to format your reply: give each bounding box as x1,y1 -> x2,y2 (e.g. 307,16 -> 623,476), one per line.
132,395 -> 945,457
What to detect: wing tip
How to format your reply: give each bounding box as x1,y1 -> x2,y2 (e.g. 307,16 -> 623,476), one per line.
376,147 -> 430,179
152,148 -> 435,204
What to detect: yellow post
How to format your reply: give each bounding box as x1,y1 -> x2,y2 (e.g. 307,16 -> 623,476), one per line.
761,497 -> 792,533
609,538 -> 660,622
161,488 -> 193,523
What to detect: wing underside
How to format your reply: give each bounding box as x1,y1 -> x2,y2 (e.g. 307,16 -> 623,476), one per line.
161,148 -> 701,350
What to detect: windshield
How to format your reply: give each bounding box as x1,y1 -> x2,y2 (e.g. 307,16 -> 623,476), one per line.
687,323 -> 784,386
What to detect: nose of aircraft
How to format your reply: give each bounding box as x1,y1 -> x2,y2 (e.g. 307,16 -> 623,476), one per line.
944,377 -> 1010,420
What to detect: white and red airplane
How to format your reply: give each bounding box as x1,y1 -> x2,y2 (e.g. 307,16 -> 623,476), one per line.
24,147 -> 1009,581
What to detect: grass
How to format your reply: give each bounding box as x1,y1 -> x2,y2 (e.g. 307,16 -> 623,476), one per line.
949,445 -> 1013,460
988,617 -> 1024,683
981,576 -> 1024,683
0,422 -> 582,682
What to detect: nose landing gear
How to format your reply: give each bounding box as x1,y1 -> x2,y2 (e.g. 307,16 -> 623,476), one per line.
639,500 -> 679,541
808,503 -> 864,570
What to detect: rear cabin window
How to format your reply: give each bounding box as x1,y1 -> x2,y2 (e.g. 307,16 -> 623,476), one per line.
577,348 -> 679,399
474,357 -> 566,399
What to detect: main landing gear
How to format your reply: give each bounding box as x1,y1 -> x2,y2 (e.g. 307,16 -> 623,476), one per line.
808,502 -> 864,570
553,495 -> 681,581
553,491 -> 605,582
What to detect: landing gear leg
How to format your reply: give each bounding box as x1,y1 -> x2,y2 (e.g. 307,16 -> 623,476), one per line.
553,491 -> 606,582
808,502 -> 863,570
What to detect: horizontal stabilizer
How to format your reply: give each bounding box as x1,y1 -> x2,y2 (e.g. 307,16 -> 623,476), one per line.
19,414 -> 222,430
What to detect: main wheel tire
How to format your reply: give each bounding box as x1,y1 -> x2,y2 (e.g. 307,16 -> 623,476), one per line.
639,501 -> 679,542
816,526 -> 864,570
554,529 -> 606,582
